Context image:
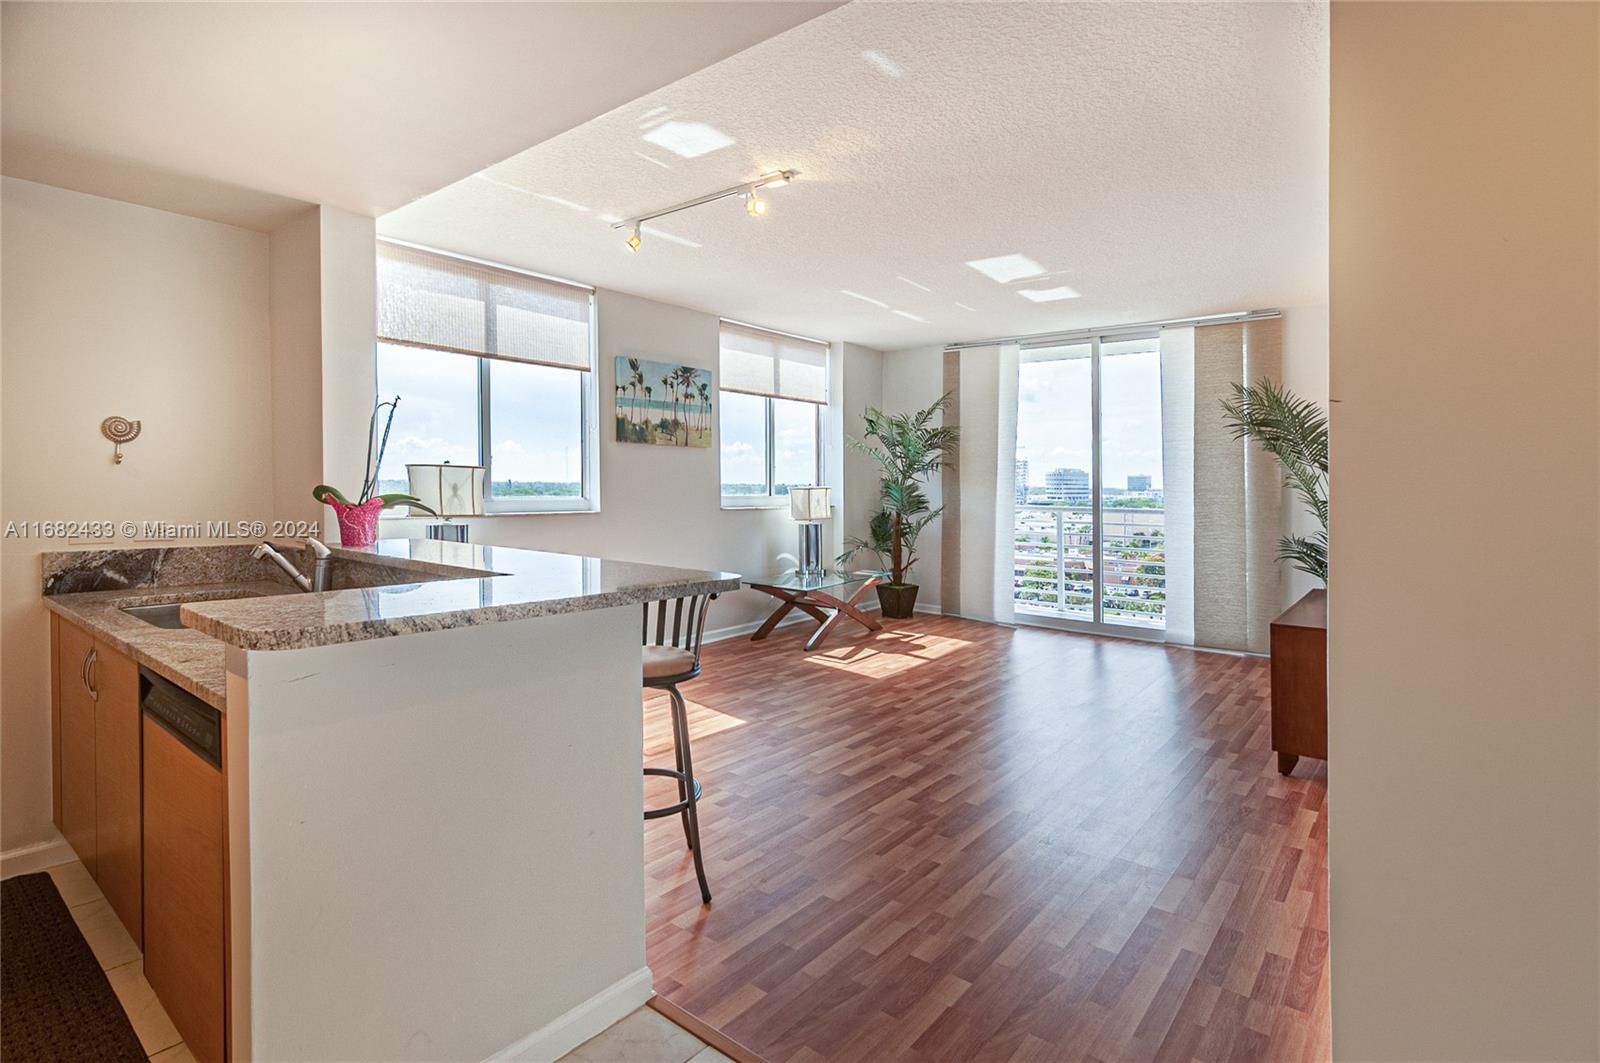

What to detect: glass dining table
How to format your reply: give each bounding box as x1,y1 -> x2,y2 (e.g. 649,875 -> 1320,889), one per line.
743,569 -> 889,651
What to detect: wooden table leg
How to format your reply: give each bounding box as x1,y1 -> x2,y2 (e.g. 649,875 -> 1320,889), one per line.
748,585 -> 828,641
801,579 -> 884,650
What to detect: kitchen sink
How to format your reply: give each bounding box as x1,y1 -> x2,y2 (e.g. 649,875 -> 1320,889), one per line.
121,593 -> 262,629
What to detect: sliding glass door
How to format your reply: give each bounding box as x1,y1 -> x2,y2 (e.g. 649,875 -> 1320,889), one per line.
1014,333 -> 1166,632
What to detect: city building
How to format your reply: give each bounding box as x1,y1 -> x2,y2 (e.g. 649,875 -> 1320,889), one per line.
1045,467 -> 1090,504
1128,474 -> 1151,492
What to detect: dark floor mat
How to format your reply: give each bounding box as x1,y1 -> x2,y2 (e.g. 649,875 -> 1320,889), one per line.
1,871 -> 146,1062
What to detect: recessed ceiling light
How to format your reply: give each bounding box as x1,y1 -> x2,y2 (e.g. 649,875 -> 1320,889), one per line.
1017,286 -> 1081,302
892,310 -> 926,322
966,254 -> 1045,284
898,276 -> 932,292
841,290 -> 889,309
641,121 -> 735,159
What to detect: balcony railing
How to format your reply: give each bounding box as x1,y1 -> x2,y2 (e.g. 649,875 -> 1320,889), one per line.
1013,504 -> 1166,629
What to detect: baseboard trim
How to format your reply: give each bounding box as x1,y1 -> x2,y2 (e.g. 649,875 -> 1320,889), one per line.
484,966 -> 653,1062
649,995 -> 769,1063
0,834 -> 73,880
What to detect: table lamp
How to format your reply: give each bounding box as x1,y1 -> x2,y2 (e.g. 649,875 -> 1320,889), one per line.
789,485 -> 831,576
406,461 -> 485,542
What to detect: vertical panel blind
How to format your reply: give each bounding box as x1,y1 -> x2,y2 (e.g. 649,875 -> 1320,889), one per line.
718,321 -> 829,404
376,241 -> 592,371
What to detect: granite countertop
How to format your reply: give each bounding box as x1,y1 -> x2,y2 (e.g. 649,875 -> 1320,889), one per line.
183,539 -> 741,651
42,539 -> 741,708
44,581 -> 295,709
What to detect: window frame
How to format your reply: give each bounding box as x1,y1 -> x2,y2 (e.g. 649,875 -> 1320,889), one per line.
719,394 -> 822,508
478,291 -> 601,514
375,243 -> 600,516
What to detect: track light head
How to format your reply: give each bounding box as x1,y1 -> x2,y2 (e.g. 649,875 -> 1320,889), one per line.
626,224 -> 642,252
745,192 -> 767,217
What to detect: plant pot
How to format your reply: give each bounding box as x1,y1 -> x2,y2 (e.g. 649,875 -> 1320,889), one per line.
327,498 -> 385,547
876,582 -> 919,619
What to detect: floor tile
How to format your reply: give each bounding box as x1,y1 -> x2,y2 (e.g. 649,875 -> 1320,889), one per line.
559,1007 -> 706,1063
688,1048 -> 735,1063
67,896 -> 140,970
104,961 -> 182,1054
46,859 -> 101,908
150,1043 -> 197,1063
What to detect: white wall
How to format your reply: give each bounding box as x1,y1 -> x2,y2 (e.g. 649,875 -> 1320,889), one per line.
268,207 -> 322,524
0,178 -> 276,852
879,346 -> 949,609
1329,4 -> 1598,1059
838,342 -> 884,561
383,288 -> 883,634
1280,303 -> 1329,610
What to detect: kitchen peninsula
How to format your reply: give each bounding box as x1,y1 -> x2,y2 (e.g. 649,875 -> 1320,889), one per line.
43,539 -> 739,1063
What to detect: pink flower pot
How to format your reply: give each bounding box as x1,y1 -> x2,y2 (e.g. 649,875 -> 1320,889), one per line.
328,498 -> 385,547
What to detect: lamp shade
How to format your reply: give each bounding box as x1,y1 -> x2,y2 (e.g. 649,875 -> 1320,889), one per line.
406,462 -> 486,517
788,485 -> 831,522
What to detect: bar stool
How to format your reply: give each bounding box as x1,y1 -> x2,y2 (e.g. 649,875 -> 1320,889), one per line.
642,593 -> 716,904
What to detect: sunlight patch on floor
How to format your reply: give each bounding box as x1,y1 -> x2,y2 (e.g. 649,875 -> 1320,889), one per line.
803,631 -> 973,676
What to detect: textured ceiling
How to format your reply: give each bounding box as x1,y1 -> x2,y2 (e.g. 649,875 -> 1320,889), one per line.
1,1 -> 837,231
380,1 -> 1329,350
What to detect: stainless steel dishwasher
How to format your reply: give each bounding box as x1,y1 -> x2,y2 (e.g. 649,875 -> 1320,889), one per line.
140,669 -> 228,1063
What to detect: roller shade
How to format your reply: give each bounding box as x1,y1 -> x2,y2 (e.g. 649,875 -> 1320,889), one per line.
719,321 -> 829,404
377,241 -> 592,371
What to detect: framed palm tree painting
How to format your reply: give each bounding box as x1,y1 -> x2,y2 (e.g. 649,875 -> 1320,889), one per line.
614,356 -> 713,447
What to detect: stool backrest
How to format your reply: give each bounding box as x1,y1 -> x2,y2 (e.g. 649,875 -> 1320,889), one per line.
642,592 -> 717,660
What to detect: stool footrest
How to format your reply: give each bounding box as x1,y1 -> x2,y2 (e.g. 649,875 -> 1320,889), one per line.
643,766 -> 703,819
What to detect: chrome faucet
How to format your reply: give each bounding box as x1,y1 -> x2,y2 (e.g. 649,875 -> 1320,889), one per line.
253,538 -> 333,592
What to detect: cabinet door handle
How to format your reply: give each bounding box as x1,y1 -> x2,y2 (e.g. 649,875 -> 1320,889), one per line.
80,649 -> 91,694
86,649 -> 98,701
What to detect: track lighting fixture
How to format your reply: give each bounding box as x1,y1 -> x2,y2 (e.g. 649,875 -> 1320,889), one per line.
614,169 -> 798,251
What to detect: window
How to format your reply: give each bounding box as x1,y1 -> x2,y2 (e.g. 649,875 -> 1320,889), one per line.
1013,332 -> 1165,631
374,241 -> 597,511
718,322 -> 826,501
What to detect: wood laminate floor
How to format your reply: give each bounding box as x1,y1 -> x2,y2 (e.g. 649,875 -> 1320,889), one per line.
643,615 -> 1329,1063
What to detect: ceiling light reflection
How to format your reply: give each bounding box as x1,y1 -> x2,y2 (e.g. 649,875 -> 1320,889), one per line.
1017,286 -> 1081,302
966,254 -> 1045,284
641,121 -> 735,159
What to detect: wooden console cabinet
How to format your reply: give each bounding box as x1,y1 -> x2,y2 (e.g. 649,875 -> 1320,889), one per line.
1269,589 -> 1328,775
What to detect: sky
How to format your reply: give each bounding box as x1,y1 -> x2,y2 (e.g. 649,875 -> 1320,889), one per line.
1016,343 -> 1164,491
375,343 -> 585,486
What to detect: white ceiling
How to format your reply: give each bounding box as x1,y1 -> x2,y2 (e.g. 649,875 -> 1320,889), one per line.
1,1 -> 838,231
380,1 -> 1329,351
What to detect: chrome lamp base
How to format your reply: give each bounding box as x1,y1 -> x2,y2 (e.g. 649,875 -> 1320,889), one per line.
797,522 -> 824,577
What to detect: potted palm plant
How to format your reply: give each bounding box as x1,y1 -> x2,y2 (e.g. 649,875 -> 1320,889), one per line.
1219,379 -> 1329,582
839,394 -> 959,618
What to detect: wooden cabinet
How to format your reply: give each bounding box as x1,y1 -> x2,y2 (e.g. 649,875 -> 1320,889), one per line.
55,617 -> 99,876
95,645 -> 143,949
1270,589 -> 1328,775
51,617 -> 143,945
143,714 -> 227,1063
